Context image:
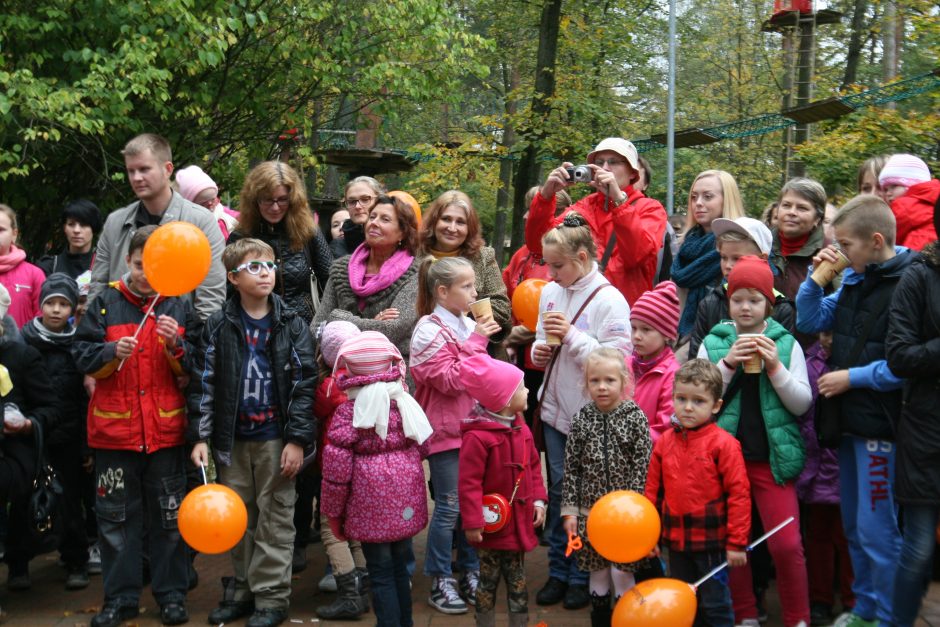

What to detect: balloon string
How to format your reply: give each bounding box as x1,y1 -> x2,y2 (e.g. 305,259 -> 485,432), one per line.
199,462 -> 208,486
692,516 -> 795,590
116,294 -> 161,372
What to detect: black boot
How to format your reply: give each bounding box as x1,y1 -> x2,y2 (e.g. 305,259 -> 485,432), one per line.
315,570 -> 367,620
590,592 -> 612,627
356,567 -> 371,612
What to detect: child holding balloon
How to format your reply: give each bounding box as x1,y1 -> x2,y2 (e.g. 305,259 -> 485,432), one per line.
73,224 -> 194,627
189,237 -> 317,627
560,347 -> 652,626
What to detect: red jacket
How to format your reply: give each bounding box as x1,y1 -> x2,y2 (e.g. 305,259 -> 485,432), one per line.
459,411 -> 547,552
525,186 -> 667,306
645,421 -> 751,552
502,246 -> 551,370
314,368 -> 349,471
892,179 -> 940,252
73,280 -> 189,453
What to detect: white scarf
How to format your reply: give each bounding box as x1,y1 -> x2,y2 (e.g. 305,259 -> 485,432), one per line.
346,380 -> 432,444
214,204 -> 239,232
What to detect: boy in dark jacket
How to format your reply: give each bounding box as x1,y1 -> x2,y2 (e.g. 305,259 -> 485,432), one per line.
688,217 -> 796,358
189,238 -> 316,627
796,194 -> 914,627
21,273 -> 90,590
73,225 -> 193,627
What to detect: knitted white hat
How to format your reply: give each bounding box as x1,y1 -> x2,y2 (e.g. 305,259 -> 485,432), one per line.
879,154 -> 931,188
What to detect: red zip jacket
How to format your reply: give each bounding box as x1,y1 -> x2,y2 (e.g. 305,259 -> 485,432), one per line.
313,368 -> 348,472
525,186 -> 667,306
891,179 -> 940,252
645,421 -> 751,552
73,279 -> 189,453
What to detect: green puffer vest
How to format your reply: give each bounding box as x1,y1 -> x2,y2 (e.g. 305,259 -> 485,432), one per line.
703,318 -> 806,484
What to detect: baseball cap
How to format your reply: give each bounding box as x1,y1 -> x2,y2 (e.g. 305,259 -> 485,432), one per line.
711,217 -> 772,256
586,138 -> 640,171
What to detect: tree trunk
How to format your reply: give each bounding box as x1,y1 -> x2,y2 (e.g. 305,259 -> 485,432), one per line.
493,63 -> 519,264
841,0 -> 869,89
510,0 -> 563,253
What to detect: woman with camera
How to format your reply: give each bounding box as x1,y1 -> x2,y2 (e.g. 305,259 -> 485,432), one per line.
524,138 -> 668,307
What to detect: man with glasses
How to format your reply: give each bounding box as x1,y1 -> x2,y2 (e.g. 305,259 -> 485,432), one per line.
525,137 -> 667,307
90,134 -> 226,321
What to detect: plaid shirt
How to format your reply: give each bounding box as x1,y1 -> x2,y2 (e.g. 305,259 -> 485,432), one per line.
645,421 -> 751,552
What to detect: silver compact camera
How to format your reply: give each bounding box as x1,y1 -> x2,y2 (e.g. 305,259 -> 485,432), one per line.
565,165 -> 593,183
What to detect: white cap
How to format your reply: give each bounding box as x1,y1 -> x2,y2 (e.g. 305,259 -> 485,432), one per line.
711,217 -> 773,255
586,138 -> 640,171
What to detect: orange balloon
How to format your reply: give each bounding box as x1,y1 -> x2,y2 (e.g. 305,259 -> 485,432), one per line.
612,578 -> 697,627
389,190 -> 422,225
586,490 -> 661,563
178,484 -> 248,554
511,278 -> 547,332
142,222 -> 212,296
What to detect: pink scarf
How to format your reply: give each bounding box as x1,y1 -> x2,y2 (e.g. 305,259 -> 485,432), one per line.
347,243 -> 414,311
0,246 -> 26,273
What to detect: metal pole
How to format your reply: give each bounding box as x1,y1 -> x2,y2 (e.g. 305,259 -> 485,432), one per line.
666,0 -> 677,215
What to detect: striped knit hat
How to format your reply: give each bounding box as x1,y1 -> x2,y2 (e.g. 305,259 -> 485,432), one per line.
630,281 -> 680,340
334,331 -> 404,378
879,154 -> 931,188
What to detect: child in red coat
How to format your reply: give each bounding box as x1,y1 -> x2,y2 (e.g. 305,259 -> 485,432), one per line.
458,355 -> 547,627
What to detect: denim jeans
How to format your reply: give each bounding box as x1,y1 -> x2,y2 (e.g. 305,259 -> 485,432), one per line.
363,538 -> 414,627
839,436 -> 901,624
891,504 -> 939,626
543,423 -> 587,585
670,550 -> 733,627
424,449 -> 479,577
95,446 -> 189,607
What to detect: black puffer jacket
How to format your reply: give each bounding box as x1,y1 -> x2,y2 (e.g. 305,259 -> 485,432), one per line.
187,293 -> 317,467
229,221 -> 333,324
21,320 -> 88,449
886,241 -> 940,504
688,283 -> 796,358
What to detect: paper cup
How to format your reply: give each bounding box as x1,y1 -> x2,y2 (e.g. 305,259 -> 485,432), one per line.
738,333 -> 763,374
469,297 -> 493,320
541,311 -> 562,346
810,250 -> 850,287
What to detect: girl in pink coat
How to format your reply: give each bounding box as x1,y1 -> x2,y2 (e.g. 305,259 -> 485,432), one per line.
410,256 -> 501,613
630,281 -> 681,442
321,331 -> 433,627
0,204 -> 45,327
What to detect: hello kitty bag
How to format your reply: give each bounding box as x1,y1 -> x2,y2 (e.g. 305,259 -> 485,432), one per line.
482,442 -> 527,534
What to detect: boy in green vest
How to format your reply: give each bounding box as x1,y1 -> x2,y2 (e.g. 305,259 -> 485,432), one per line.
697,255 -> 813,627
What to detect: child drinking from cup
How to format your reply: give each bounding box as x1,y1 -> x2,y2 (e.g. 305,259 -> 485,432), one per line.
561,348 -> 652,625
697,255 -> 813,627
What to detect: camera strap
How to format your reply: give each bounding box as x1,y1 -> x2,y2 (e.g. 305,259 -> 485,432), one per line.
598,194 -> 640,273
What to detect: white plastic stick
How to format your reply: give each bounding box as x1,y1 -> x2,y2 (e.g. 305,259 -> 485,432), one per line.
200,462 -> 208,486
116,295 -> 160,372
693,516 -> 795,589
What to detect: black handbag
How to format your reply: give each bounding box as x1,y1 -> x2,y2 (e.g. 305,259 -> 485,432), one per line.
26,419 -> 66,555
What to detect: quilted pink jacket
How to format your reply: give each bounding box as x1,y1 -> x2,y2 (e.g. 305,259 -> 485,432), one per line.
320,370 -> 428,543
631,347 -> 681,443
0,259 -> 45,327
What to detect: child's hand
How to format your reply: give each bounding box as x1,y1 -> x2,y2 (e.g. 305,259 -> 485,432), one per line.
465,528 -> 483,544
532,343 -> 555,367
753,335 -> 781,373
474,316 -> 502,338
534,504 -> 546,527
280,442 -> 304,478
726,337 -> 757,367
191,443 -> 209,469
506,325 -> 535,347
562,515 -> 577,536
648,545 -> 661,559
812,245 -> 843,268
82,455 -> 95,473
726,549 -> 747,567
541,312 -> 571,340
155,315 -> 179,349
83,375 -> 96,397
818,370 -> 851,398
114,336 -> 138,360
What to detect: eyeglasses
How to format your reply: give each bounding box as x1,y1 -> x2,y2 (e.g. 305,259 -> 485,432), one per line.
345,195 -> 375,208
231,260 -> 278,275
595,158 -> 626,167
259,196 -> 289,208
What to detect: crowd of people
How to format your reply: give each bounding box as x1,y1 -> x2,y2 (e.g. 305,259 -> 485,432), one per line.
0,131 -> 937,627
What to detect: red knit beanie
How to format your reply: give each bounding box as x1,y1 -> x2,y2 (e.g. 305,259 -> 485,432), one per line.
727,256 -> 774,304
630,281 -> 680,340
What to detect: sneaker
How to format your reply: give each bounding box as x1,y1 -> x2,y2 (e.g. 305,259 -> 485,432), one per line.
318,571 -> 337,593
830,613 -> 878,627
87,542 -> 102,575
428,576 -> 469,614
65,567 -> 90,590
159,601 -> 189,626
810,602 -> 833,626
536,576 -> 568,606
459,569 -> 479,606
91,603 -> 140,627
6,567 -> 30,592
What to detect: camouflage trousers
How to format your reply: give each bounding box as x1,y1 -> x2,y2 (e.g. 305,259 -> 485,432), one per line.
476,548 -> 527,614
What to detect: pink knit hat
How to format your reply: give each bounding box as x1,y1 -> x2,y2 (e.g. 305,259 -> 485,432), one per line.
630,281 -> 680,340
175,165 -> 218,203
319,321 -> 361,366
459,354 -> 524,412
334,331 -> 404,378
879,154 -> 931,188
